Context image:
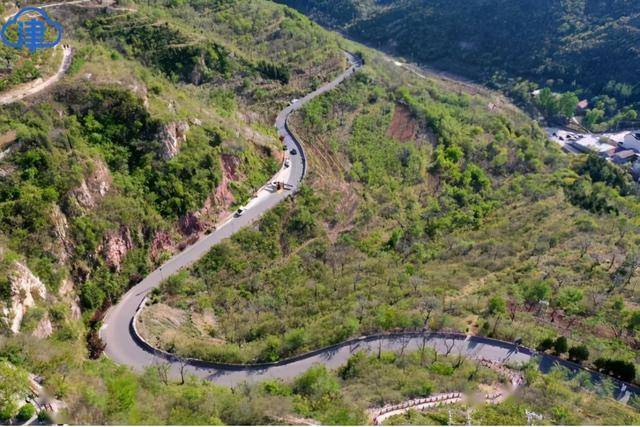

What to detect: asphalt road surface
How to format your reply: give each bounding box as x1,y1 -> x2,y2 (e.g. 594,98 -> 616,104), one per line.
100,51 -> 362,378
98,52 -> 640,403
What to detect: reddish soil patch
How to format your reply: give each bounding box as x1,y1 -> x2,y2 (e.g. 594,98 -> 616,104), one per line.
387,103 -> 417,142
0,130 -> 17,149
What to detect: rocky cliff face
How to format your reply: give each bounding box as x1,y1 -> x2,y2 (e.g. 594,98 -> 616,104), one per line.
213,154 -> 240,213
178,213 -> 205,236
150,230 -> 173,261
158,121 -> 190,160
1,262 -> 47,334
100,227 -> 134,271
50,205 -> 73,263
197,153 -> 240,222
69,159 -> 112,211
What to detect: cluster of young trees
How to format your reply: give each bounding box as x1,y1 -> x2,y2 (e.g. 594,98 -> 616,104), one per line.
85,15 -> 232,84
534,88 -> 579,121
0,361 -> 30,422
256,60 -> 291,84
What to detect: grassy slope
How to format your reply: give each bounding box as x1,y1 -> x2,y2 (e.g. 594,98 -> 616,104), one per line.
146,21 -> 640,398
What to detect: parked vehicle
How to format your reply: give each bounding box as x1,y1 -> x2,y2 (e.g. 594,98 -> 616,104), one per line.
284,159 -> 291,167
235,208 -> 245,217
290,148 -> 298,155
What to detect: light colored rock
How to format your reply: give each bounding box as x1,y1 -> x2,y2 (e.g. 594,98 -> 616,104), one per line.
58,278 -> 81,320
69,159 -> 112,210
58,277 -> 74,297
70,297 -> 82,321
129,82 -> 149,109
1,262 -> 47,334
101,227 -> 134,271
50,205 -> 72,263
158,121 -> 190,160
32,316 -> 53,339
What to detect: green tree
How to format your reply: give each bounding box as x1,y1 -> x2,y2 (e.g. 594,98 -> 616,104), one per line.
0,361 -> 29,421
16,403 -> 35,421
556,287 -> 584,316
558,92 -> 579,118
487,295 -> 506,336
522,280 -> 551,310
553,336 -> 568,355
537,337 -> 555,352
568,345 -> 589,364
293,365 -> 340,405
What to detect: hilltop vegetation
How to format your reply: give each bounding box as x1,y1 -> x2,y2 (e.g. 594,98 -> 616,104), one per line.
144,40 -> 640,397
0,0 -> 345,421
1,0 -> 640,424
276,0 -> 640,130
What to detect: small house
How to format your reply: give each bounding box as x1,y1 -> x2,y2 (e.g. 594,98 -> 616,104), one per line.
613,150 -> 637,164
621,132 -> 640,152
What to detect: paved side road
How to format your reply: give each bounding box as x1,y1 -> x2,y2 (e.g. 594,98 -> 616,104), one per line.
132,331 -> 639,403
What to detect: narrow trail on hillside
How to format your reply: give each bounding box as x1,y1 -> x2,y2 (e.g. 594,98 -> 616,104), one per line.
0,45 -> 72,105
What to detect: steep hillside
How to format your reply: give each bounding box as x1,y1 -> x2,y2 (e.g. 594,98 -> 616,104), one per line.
141,39 -> 640,418
0,0 -> 344,343
276,0 -> 640,129
1,0 -> 640,424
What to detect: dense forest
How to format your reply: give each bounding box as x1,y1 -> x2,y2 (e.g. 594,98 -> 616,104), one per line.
276,0 -> 640,130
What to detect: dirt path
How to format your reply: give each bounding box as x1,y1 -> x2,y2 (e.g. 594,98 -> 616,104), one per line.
0,44 -> 72,105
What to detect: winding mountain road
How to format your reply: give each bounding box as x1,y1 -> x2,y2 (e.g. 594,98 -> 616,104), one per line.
92,52 -> 640,403
99,51 -> 362,377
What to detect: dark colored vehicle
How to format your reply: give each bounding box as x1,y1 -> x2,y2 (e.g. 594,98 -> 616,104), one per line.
283,145 -> 288,151
290,148 -> 298,155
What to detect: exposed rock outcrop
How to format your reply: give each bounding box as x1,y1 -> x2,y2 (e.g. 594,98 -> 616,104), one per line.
212,154 -> 240,214
50,205 -> 73,263
69,159 -> 112,210
150,230 -> 173,261
178,213 -> 205,236
197,153 -> 240,221
129,82 -> 149,109
158,121 -> 190,160
58,278 -> 81,321
101,227 -> 133,271
32,316 -> 53,339
1,262 -> 47,334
